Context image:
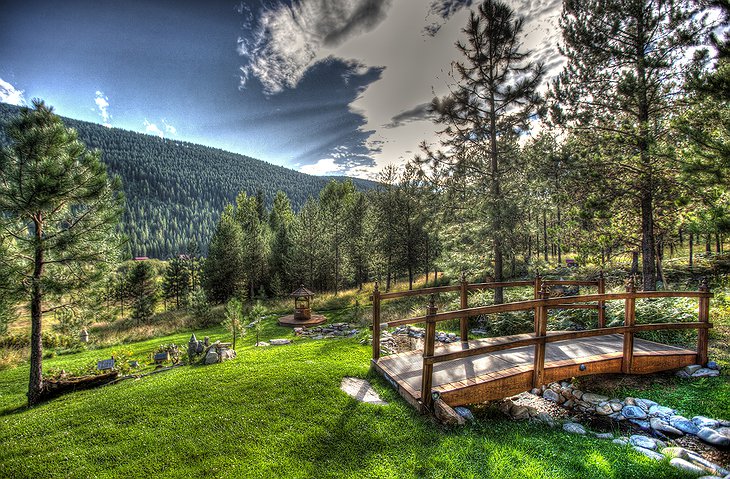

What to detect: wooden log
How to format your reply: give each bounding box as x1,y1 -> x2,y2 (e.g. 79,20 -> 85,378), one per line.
372,282 -> 381,361
421,295 -> 437,411
697,278 -> 710,366
533,284 -> 548,388
460,272 -> 469,342
622,277 -> 636,374
597,271 -> 606,328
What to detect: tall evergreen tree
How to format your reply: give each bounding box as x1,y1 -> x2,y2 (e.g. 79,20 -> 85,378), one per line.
128,260 -> 158,324
203,206 -> 244,302
0,100 -> 123,405
553,0 -> 707,290
319,180 -> 356,294
426,0 -> 544,302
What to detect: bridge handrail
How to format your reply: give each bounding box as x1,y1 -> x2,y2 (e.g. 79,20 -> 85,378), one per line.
370,274 -> 607,359
375,276 -> 712,412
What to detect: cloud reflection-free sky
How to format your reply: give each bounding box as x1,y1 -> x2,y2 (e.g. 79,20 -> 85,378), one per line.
0,0 -> 563,177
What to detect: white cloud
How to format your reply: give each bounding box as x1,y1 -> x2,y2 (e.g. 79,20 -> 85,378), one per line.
94,91 -> 111,127
0,78 -> 26,105
143,118 -> 177,138
299,157 -> 342,175
162,119 -> 176,135
238,0 -> 391,94
143,119 -> 164,138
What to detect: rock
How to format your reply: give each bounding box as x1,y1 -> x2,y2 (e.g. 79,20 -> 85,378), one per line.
648,405 -> 674,418
684,364 -> 703,374
563,422 -> 587,435
663,448 -> 730,476
498,400 -> 514,416
624,397 -> 636,406
692,368 -> 720,378
536,412 -> 556,427
572,389 -> 583,400
630,435 -> 658,450
610,401 -> 624,412
582,393 -> 609,405
269,338 -> 292,346
707,361 -> 719,370
255,341 -> 270,347
220,349 -> 237,361
510,405 -> 530,420
676,370 -> 692,379
697,427 -> 730,447
526,406 -> 539,418
434,399 -> 465,426
204,351 -> 219,365
340,377 -> 388,406
454,407 -> 474,422
595,402 -> 613,415
542,389 -> 565,404
693,416 -> 720,429
629,419 -> 652,431
635,398 -> 658,411
633,446 -> 664,461
622,405 -> 648,420
543,389 -> 562,403
717,426 -> 730,438
670,458 -> 708,475
670,416 -> 700,435
530,388 -> 542,396
594,432 -> 613,440
613,438 -> 628,446
650,417 -> 683,437
563,399 -> 575,408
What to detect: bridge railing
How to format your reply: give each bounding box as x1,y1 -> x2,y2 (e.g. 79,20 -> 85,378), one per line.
369,273 -> 605,360
375,277 -> 712,411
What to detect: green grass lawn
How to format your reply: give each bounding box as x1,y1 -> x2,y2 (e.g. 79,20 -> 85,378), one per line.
0,317 -> 709,479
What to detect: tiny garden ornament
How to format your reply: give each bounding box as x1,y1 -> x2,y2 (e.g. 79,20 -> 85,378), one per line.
79,328 -> 89,343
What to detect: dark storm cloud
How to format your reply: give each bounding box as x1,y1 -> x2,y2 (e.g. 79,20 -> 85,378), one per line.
424,0 -> 473,36
384,102 -> 435,128
238,0 -> 392,94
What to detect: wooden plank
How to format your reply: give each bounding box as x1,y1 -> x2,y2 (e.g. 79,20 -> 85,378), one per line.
542,280 -> 599,286
372,284 -> 381,360
631,353 -> 697,374
623,283 -> 636,374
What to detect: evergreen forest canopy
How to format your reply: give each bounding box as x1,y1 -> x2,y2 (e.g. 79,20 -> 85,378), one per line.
0,102 -> 376,259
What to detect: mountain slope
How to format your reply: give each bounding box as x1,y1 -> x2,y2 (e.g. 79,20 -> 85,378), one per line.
0,102 -> 376,258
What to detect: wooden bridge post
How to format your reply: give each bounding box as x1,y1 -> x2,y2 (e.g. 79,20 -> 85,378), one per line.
460,272 -> 469,342
597,271 -> 606,328
697,278 -> 710,366
421,294 -> 438,411
533,273 -> 542,332
532,283 -> 548,388
622,276 -> 636,374
372,282 -> 381,361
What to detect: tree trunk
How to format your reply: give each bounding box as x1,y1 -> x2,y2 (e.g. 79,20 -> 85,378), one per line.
716,233 -> 721,253
640,188 -> 657,291
489,93 -> 503,304
689,233 -> 694,267
631,251 -> 639,275
706,234 -> 711,254
28,217 -> 45,406
542,209 -> 548,262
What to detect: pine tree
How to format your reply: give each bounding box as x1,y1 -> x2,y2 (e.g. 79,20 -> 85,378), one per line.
426,0 -> 544,302
203,206 -> 244,303
128,260 -> 158,324
0,100 -> 123,405
553,0 -> 707,290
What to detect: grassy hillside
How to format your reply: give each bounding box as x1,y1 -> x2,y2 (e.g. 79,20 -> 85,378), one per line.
0,102 -> 376,259
0,320 -> 699,479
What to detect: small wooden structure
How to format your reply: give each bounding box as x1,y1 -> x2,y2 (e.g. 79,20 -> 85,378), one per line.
292,286 -> 313,320
278,285 -> 326,327
370,275 -> 712,413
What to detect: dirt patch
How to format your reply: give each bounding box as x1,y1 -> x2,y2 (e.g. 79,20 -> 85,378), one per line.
675,434 -> 730,468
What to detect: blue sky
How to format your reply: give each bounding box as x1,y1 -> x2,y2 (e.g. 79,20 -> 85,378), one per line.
0,0 -> 564,177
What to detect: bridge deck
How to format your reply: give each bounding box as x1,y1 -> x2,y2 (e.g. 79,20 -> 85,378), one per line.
373,333 -> 697,409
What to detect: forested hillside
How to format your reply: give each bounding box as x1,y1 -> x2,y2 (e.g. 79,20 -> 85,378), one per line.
0,102 -> 375,258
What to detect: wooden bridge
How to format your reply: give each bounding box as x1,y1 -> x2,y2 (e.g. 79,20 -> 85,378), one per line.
370,275 -> 712,413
